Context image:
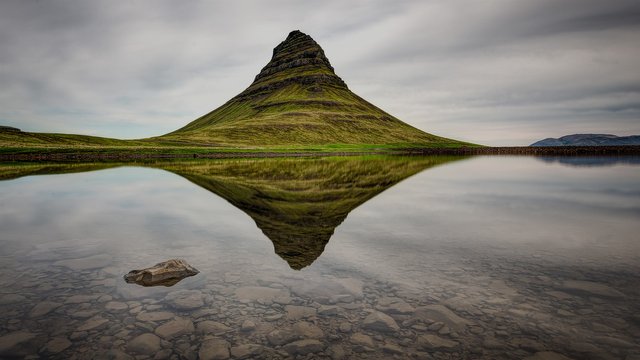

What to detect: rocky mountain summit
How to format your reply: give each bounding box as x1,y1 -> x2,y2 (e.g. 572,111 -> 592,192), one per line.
245,30 -> 348,96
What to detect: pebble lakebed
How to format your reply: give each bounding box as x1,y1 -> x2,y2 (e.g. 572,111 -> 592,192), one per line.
0,243 -> 638,360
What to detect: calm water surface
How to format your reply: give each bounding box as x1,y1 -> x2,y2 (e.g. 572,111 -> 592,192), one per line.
0,155 -> 638,359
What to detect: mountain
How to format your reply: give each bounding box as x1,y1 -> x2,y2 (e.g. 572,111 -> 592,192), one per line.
159,30 -> 466,147
531,134 -> 640,147
1,30 -> 471,151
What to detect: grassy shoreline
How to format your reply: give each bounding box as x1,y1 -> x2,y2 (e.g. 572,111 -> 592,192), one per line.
1,145 -> 638,162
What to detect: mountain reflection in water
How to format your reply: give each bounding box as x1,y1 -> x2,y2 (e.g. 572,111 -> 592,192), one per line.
536,155 -> 640,167
0,155 -> 465,269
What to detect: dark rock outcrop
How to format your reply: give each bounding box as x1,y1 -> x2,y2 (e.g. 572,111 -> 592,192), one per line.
252,30 -> 344,85
234,31 -> 347,101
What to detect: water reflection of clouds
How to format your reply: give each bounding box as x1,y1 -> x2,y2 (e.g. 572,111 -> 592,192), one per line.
1,156 -> 639,278
326,156 -> 640,280
0,167 -> 264,259
536,156 -> 640,168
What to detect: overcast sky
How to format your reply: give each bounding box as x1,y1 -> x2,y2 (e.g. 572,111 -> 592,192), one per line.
1,0 -> 639,145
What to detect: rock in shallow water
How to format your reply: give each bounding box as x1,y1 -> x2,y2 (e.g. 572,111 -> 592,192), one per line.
54,254 -> 112,270
285,305 -> 316,320
362,311 -> 400,333
240,320 -> 256,332
525,351 -> 575,360
43,337 -> 72,354
29,301 -> 62,318
415,304 -> 472,331
124,259 -> 199,287
230,344 -> 264,359
234,286 -> 290,303
77,316 -> 109,331
0,294 -> 26,305
417,334 -> 458,350
267,328 -> 298,346
199,337 -> 230,360
155,318 -> 194,340
283,339 -> 325,355
136,311 -> 174,322
127,333 -> 161,355
350,333 -> 375,349
165,290 -> 204,310
196,321 -> 231,335
559,280 -> 625,299
0,331 -> 38,357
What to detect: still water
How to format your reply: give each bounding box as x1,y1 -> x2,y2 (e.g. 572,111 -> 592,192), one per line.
0,155 -> 638,359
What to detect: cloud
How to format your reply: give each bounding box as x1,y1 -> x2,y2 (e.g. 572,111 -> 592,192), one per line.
0,0 -> 638,144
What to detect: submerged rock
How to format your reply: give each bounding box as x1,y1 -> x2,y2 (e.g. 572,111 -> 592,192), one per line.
525,351 -> 575,360
559,280 -> 625,299
415,304 -> 472,331
127,333 -> 161,355
155,318 -> 194,340
43,337 -> 72,354
54,254 -> 112,271
283,339 -> 324,356
362,311 -> 400,333
29,301 -> 62,318
417,334 -> 458,350
165,290 -> 204,310
124,259 -> 199,287
199,337 -> 230,360
234,286 -> 290,303
0,331 -> 38,357
230,344 -> 264,359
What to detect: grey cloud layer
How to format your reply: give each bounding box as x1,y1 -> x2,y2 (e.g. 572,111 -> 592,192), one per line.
0,0 -> 638,145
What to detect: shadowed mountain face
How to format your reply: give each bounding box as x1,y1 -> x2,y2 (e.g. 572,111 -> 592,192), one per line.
0,156 -> 464,269
160,31 -> 463,147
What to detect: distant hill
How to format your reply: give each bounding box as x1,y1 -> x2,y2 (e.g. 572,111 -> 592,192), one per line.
531,134 -> 640,147
0,125 -> 21,133
159,30 -> 468,147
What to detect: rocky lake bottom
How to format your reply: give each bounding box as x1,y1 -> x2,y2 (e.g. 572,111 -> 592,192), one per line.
1,243 -> 639,360
0,156 -> 639,359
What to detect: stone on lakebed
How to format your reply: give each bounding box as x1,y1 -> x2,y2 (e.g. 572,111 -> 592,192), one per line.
124,259 -> 199,287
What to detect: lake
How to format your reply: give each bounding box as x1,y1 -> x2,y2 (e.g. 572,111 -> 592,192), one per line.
0,155 -> 639,359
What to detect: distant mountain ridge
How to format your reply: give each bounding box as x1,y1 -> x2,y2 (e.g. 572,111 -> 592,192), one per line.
531,134 -> 640,147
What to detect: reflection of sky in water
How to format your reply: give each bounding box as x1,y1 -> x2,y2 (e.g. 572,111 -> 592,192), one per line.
323,156 -> 640,283
0,167 -> 271,266
1,156 -> 639,359
1,156 -> 639,284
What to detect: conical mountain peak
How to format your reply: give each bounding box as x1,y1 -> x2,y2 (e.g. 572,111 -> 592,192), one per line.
243,30 -> 347,97
254,30 -> 336,81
